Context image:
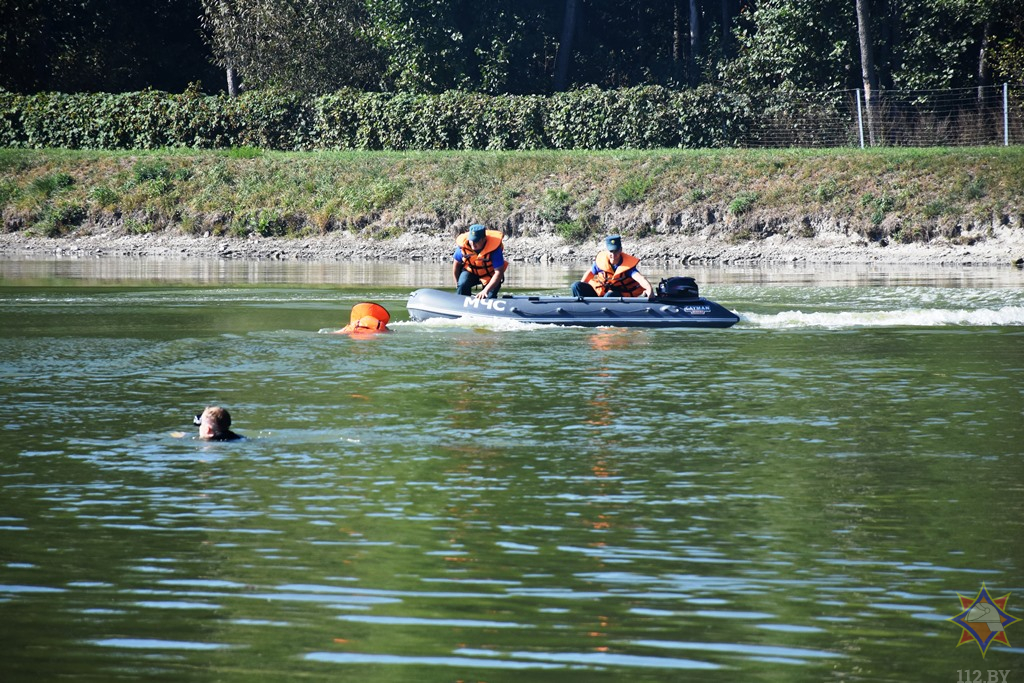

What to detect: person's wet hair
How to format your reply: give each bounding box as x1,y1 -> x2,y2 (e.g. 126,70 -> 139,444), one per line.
196,406 -> 241,441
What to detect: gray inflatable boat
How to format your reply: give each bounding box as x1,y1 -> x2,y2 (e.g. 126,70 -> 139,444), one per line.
407,277 -> 739,329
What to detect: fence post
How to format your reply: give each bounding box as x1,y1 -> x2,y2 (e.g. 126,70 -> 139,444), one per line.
1004,83 -> 1010,146
856,89 -> 865,148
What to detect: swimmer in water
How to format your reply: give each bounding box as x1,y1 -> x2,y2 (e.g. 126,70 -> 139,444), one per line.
194,406 -> 244,441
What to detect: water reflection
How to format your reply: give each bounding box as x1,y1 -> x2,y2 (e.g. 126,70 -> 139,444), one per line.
3,256 -> 1023,289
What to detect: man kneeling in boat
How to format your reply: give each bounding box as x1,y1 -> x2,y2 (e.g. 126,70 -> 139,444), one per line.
571,235 -> 654,299
453,224 -> 508,299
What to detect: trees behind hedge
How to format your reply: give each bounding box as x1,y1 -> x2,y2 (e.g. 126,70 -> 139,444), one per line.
0,0 -> 221,94
2,1 -> 1021,98
199,0 -> 382,96
197,0 -> 1024,95
725,0 -> 1022,93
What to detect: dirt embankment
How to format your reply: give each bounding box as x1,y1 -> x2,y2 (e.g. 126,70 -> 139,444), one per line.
3,147 -> 1023,267
2,209 -> 1023,267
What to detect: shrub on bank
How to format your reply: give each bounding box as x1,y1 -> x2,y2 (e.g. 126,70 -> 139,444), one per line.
0,86 -> 758,152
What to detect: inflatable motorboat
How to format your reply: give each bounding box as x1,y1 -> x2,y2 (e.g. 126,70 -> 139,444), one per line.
407,277 -> 739,328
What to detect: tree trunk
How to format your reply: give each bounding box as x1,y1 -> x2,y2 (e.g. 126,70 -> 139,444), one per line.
672,0 -> 684,84
688,0 -> 700,87
226,66 -> 238,97
554,0 -> 577,92
720,0 -> 732,60
977,21 -> 990,102
855,0 -> 879,145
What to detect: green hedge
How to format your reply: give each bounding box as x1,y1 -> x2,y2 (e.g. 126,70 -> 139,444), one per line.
0,84 -> 763,151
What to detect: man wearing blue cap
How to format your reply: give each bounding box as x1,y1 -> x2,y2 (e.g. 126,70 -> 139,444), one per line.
571,234 -> 654,299
453,224 -> 508,298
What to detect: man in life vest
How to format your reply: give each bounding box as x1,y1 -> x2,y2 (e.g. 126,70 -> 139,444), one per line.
453,224 -> 508,299
571,234 -> 654,299
336,302 -> 391,335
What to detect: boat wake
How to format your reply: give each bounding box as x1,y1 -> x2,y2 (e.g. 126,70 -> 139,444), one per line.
740,305 -> 1024,329
393,315 -> 551,331
394,306 -> 1024,331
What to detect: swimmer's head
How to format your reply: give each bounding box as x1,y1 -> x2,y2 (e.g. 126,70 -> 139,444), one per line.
196,406 -> 232,440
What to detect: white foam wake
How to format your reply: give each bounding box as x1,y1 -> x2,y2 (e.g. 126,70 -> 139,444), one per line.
394,315 -> 551,331
740,306 -> 1024,329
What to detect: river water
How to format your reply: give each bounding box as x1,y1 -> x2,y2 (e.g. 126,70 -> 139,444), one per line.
1,258 -> 1023,682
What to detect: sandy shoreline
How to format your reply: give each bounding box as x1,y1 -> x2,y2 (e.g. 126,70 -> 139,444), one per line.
1,227 -> 1023,267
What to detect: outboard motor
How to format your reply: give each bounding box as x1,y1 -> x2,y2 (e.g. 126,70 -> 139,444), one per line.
657,277 -> 700,300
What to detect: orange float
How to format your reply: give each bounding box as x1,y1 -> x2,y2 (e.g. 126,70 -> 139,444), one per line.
335,302 -> 391,335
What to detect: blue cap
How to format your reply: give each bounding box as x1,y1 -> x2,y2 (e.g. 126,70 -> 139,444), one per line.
605,235 -> 622,252
468,224 -> 487,242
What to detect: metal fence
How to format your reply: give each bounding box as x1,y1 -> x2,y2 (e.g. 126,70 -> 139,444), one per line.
736,84 -> 1023,148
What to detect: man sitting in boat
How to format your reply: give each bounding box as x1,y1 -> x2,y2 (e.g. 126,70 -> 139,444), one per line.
453,224 -> 507,299
571,235 -> 654,299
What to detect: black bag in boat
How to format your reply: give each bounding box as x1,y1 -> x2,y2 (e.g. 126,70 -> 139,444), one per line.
657,277 -> 699,300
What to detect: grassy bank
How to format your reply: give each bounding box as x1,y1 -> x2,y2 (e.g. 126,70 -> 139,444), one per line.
1,146 -> 1022,247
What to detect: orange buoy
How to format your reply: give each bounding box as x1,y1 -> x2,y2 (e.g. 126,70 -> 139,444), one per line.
335,302 -> 391,335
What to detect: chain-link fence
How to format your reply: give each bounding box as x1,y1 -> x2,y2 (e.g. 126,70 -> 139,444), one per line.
737,84 -> 1023,148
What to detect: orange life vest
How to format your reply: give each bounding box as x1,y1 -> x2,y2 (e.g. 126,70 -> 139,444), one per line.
336,302 -> 390,335
456,229 -> 504,281
591,251 -> 645,297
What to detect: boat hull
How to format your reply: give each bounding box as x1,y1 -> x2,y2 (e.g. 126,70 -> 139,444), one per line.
406,288 -> 739,328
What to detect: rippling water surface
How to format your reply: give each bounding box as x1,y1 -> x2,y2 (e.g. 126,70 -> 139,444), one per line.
1,259 -> 1023,682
